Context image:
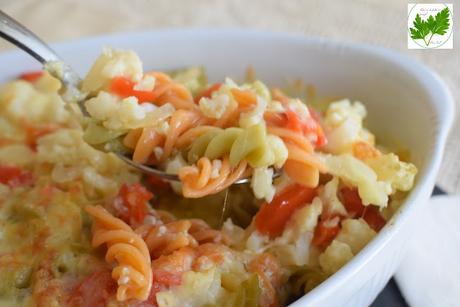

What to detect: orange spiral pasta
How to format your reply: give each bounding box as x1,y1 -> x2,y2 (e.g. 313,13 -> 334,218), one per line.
123,109 -> 207,164
118,70 -> 328,196
136,220 -> 198,259
85,205 -> 152,302
132,127 -> 165,164
146,71 -> 197,110
267,125 -> 327,188
179,156 -> 248,198
135,210 -> 227,259
160,109 -> 207,162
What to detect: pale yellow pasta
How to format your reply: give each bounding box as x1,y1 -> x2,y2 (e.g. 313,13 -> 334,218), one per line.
323,153 -> 391,207
187,123 -> 287,169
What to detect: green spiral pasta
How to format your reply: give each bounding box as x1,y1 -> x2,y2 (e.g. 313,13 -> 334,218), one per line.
187,123 -> 288,168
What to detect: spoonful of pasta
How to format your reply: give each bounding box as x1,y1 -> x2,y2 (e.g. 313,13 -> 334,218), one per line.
0,10 -> 285,191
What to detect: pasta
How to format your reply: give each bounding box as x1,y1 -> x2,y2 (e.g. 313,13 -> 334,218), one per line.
85,205 -> 152,302
0,47 -> 419,307
179,156 -> 248,198
135,210 -> 228,258
187,123 -> 287,168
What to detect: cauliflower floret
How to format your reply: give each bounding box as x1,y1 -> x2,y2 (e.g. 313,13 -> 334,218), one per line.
324,99 -> 371,154
156,268 -> 224,307
365,153 -> 417,193
34,71 -> 61,93
82,166 -> 118,195
222,219 -> 246,247
287,98 -> 310,120
325,99 -> 366,127
82,47 -> 143,93
210,159 -> 223,179
0,144 -> 34,166
246,231 -> 270,253
133,75 -> 156,91
288,196 -> 323,234
256,198 -> 322,267
267,135 -> 288,168
36,129 -> 138,197
224,77 -> 240,89
323,154 -> 391,207
85,91 -> 146,130
320,177 -> 347,216
251,167 -> 275,202
335,218 -> 376,254
105,97 -> 146,130
243,80 -> 271,102
0,80 -> 69,124
165,154 -> 188,194
51,163 -> 81,183
199,94 -> 230,119
267,100 -> 285,113
319,240 -> 354,275
239,96 -> 267,128
85,91 -> 119,121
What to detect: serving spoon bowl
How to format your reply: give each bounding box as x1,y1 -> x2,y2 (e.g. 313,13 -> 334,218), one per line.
0,10 -> 275,184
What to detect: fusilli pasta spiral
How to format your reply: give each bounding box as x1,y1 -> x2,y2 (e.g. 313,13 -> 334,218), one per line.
267,121 -> 327,188
135,209 -> 228,258
179,156 -> 248,198
146,71 -> 197,110
187,123 -> 287,169
86,205 -> 152,302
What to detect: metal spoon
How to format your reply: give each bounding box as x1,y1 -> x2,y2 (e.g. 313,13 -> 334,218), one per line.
0,10 -> 280,184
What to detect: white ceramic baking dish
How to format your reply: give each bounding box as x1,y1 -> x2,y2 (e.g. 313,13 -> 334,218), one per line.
0,29 -> 454,307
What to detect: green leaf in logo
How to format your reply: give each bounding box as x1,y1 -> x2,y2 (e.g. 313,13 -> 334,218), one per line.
410,14 -> 430,40
409,7 -> 450,46
430,7 -> 450,36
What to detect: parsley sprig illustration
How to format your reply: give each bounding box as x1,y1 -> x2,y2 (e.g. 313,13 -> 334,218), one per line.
410,7 -> 450,46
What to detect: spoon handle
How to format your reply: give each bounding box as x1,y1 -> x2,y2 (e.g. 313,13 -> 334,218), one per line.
0,10 -> 61,64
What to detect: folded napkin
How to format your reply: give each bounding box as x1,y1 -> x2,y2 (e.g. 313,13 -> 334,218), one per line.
395,195 -> 460,307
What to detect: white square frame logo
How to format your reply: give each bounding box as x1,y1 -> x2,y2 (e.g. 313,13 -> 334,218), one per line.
408,3 -> 453,49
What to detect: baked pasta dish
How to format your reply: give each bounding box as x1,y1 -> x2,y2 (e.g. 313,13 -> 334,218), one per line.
0,48 -> 417,306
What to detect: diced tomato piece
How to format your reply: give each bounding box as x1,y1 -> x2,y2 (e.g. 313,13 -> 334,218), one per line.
363,207 -> 386,232
340,187 -> 365,218
110,76 -> 157,103
340,187 -> 386,231
146,174 -> 170,190
135,270 -> 182,307
194,83 -> 222,103
278,106 -> 327,148
0,165 -> 34,188
255,184 -> 317,238
315,127 -> 327,147
285,110 -> 304,133
19,71 -> 43,82
312,217 -> 341,249
153,270 -> 182,287
67,269 -> 116,307
115,183 -> 153,224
